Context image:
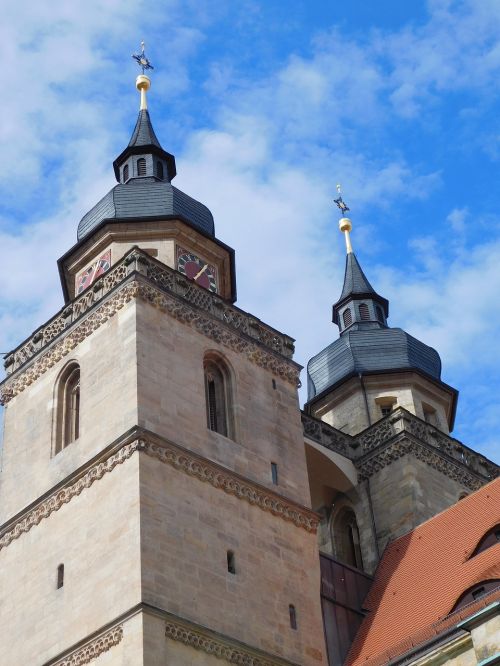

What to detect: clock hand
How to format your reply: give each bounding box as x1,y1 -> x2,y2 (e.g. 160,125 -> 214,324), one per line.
89,259 -> 101,285
193,263 -> 210,281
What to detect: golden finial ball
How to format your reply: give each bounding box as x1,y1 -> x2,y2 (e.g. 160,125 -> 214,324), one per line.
136,74 -> 151,92
339,217 -> 352,233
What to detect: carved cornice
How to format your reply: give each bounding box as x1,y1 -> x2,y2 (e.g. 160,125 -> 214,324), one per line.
0,282 -> 139,405
301,412 -> 356,458
302,408 -> 499,490
0,250 -> 301,405
45,602 -> 301,666
0,439 -> 140,552
142,436 -> 319,532
0,428 -> 318,554
165,618 -> 297,666
2,248 -> 297,396
355,434 -> 484,491
49,625 -> 123,666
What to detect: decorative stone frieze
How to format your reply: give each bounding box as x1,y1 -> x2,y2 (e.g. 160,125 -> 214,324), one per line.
0,440 -> 140,551
141,436 -> 319,532
164,618 -> 297,666
302,407 -> 499,488
0,250 -> 301,405
3,248 -> 295,375
356,436 -> 484,491
0,429 -> 318,554
301,412 -> 355,457
49,624 -> 123,665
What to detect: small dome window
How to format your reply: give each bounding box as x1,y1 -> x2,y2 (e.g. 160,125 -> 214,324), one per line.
450,580 -> 500,612
137,158 -> 147,176
342,308 -> 352,328
470,524 -> 500,558
156,161 -> 164,180
359,303 -> 370,320
123,164 -> 129,182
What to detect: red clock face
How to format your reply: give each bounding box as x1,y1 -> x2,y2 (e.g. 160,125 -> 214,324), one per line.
76,250 -> 111,295
176,248 -> 218,293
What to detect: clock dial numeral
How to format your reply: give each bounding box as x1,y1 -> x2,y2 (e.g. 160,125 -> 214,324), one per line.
176,248 -> 218,293
76,250 -> 111,295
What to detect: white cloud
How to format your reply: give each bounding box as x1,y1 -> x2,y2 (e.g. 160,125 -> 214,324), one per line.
0,1 -> 500,463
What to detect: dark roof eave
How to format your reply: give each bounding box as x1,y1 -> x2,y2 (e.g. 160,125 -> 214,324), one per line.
57,215 -> 237,305
304,367 -> 458,431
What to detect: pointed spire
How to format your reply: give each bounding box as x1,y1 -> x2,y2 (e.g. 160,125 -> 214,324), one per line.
338,252 -> 378,302
332,188 -> 389,330
112,55 -> 176,183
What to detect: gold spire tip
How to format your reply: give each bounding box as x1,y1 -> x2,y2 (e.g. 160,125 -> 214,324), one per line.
334,184 -> 353,254
132,41 -> 154,110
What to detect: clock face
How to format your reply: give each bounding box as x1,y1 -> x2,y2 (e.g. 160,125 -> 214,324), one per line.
176,247 -> 218,293
76,250 -> 111,295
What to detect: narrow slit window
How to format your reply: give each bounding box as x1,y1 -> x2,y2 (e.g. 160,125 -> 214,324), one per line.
271,462 -> 278,485
227,550 -> 236,574
289,604 -> 297,630
123,164 -> 129,182
376,305 -> 384,323
137,157 -> 147,176
57,564 -> 64,589
157,161 -> 164,180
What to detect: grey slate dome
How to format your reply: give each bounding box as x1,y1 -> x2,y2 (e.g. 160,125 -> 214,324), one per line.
77,106 -> 215,241
307,327 -> 442,399
307,249 -> 443,401
77,178 -> 215,241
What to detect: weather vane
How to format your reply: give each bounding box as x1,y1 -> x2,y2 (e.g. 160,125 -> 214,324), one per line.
132,41 -> 154,74
334,183 -> 350,215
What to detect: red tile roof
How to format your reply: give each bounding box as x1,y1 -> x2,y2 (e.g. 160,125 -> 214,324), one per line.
347,477 -> 500,666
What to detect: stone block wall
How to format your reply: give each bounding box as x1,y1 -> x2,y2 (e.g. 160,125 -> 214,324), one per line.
139,452 -> 326,665
135,298 -> 311,508
0,299 -> 138,523
0,454 -> 141,664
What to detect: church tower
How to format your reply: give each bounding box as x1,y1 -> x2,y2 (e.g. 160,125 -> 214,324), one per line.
303,200 -> 497,573
0,64 -> 327,664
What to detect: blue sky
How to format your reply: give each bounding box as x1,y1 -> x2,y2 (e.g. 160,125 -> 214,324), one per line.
0,0 -> 499,463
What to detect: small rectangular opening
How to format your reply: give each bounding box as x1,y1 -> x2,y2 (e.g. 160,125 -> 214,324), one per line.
289,604 -> 297,630
227,550 -> 236,575
57,563 -> 64,589
271,462 -> 278,485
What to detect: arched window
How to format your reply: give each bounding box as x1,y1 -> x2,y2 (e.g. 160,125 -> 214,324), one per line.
55,363 -> 81,454
342,308 -> 352,328
375,305 -> 384,324
156,161 -> 164,180
123,164 -> 129,182
359,303 -> 370,320
137,157 -> 147,176
333,508 -> 363,570
204,356 -> 233,439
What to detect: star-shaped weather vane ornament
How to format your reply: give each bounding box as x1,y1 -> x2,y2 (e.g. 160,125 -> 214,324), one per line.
334,183 -> 350,215
132,41 -> 154,74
